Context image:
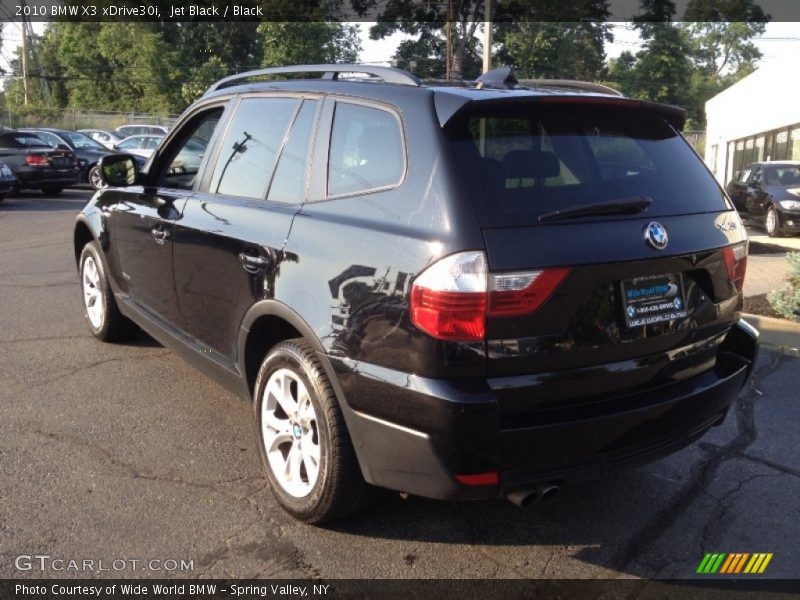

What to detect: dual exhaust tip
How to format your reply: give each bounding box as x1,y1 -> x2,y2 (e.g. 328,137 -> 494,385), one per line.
507,484 -> 561,508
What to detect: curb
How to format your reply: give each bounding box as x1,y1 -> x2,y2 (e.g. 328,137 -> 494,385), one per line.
743,313 -> 800,355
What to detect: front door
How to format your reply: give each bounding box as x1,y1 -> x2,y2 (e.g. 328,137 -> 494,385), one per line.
110,106 -> 227,331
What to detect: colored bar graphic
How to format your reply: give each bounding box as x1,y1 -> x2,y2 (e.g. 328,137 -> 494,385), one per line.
719,554 -> 736,574
699,552 -> 773,574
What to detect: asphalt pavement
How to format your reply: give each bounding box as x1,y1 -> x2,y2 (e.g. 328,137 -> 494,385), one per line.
1,191 -> 798,580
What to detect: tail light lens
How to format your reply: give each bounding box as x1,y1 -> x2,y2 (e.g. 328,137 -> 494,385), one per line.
410,251 -> 487,341
722,242 -> 747,292
25,154 -> 48,166
488,268 -> 571,317
410,251 -> 569,341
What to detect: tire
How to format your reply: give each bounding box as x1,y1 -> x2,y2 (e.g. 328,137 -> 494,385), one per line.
41,185 -> 64,195
0,195 -> 4,203
10,182 -> 20,196
765,206 -> 782,237
253,338 -> 372,524
79,241 -> 138,342
87,164 -> 104,190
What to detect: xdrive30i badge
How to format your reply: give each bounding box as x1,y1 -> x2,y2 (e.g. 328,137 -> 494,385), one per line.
644,221 -> 669,250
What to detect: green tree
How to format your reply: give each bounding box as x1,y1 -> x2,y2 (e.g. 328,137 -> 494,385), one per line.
497,21 -> 613,80
369,1 -> 485,80
607,1 -> 695,116
258,22 -> 361,68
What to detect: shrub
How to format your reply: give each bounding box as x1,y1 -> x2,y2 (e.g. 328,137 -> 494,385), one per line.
767,252 -> 800,322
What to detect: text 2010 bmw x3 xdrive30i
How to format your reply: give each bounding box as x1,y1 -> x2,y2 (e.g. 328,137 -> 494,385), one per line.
74,65 -> 758,523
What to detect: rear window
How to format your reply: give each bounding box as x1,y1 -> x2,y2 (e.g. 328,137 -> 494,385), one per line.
446,103 -> 728,227
0,134 -> 50,149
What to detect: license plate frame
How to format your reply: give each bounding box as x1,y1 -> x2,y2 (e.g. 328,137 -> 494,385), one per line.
622,273 -> 688,328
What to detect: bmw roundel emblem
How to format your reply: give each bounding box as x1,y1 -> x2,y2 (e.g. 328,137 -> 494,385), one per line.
627,306 -> 636,319
644,221 -> 669,250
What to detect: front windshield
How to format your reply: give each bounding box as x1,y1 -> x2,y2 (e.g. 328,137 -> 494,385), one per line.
61,131 -> 106,150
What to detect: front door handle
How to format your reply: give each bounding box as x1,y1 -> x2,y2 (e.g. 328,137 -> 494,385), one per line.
239,253 -> 269,274
151,226 -> 171,245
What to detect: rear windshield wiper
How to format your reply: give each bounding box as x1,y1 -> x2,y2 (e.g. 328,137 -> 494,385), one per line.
537,196 -> 653,223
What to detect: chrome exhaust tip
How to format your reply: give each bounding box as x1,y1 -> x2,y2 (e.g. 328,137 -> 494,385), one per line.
507,489 -> 539,508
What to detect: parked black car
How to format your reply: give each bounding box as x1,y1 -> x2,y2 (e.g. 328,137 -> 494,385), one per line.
725,161 -> 800,237
0,161 -> 17,201
19,128 -> 123,190
74,65 -> 758,523
0,130 -> 78,194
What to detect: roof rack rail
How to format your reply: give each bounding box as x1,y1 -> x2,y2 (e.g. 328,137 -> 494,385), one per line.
205,64 -> 422,94
519,79 -> 625,97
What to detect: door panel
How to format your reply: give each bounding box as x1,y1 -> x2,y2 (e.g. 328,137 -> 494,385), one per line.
171,96 -> 320,362
173,194 -> 297,361
110,187 -> 187,329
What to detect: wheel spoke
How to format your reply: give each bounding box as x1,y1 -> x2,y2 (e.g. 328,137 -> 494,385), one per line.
285,444 -> 303,483
300,438 -> 320,482
272,372 -> 298,417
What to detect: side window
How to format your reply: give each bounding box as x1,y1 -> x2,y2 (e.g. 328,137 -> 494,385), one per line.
155,109 -> 223,191
117,138 -> 140,150
327,102 -> 404,197
210,97 -> 299,200
142,137 -> 161,150
750,167 -> 762,185
737,168 -> 752,183
267,100 -> 318,204
35,131 -> 62,148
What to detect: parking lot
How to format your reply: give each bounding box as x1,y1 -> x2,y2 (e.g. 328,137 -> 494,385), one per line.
1,190 -> 798,579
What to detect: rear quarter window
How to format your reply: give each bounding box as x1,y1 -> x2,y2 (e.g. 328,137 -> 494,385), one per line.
327,102 -> 405,197
447,103 -> 728,227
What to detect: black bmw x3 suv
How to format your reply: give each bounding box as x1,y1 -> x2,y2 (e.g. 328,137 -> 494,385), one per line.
74,64 -> 758,523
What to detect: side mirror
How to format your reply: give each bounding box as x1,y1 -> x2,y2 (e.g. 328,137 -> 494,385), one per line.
98,154 -> 139,187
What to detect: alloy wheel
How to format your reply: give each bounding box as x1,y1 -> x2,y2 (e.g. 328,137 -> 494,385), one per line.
82,255 -> 104,329
261,368 -> 321,498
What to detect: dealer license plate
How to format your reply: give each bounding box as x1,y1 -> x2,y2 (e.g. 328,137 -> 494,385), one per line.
622,273 -> 688,327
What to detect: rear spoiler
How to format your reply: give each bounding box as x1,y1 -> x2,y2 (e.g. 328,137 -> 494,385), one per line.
434,93 -> 687,132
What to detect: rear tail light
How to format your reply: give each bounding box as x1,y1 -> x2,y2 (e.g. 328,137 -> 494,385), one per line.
25,154 -> 48,166
488,268 -> 571,317
410,251 -> 487,341
410,251 -> 569,341
722,242 -> 747,292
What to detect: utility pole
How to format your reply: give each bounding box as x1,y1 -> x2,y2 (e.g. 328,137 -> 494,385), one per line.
482,0 -> 493,73
445,0 -> 453,80
20,2 -> 29,105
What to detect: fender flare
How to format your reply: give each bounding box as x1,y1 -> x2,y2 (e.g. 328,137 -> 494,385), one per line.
236,299 -> 344,403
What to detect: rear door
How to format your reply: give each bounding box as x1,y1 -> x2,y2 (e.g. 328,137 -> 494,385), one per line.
446,100 -> 747,404
172,94 -> 321,363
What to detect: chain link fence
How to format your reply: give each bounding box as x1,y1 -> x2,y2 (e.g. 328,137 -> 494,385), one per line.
1,107 -> 179,132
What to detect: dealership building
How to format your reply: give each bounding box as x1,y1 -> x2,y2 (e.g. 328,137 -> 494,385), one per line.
704,58 -> 800,185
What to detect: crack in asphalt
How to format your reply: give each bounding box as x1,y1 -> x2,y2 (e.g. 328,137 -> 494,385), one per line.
697,471 -> 785,559
699,443 -> 800,479
456,505 -> 524,578
26,426 -> 264,499
25,351 -> 172,390
21,425 -> 323,579
610,351 -> 786,575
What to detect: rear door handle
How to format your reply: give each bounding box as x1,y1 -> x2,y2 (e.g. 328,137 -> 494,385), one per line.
239,253 -> 269,273
151,226 -> 171,245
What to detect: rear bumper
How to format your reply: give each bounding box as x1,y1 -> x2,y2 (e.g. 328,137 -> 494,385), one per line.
333,319 -> 758,500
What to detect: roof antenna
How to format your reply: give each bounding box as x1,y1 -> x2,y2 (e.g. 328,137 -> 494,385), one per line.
475,66 -> 518,90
